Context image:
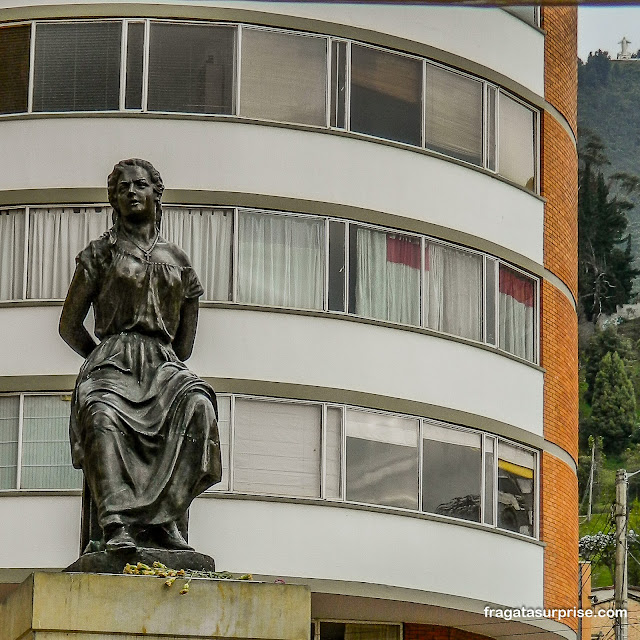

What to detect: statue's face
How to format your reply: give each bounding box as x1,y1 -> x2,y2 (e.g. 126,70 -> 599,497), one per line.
115,165 -> 156,224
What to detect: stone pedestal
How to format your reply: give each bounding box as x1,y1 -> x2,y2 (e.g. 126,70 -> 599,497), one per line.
0,572 -> 310,640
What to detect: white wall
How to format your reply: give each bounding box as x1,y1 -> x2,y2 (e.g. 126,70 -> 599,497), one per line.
0,306 -> 544,436
0,1 -> 545,97
0,119 -> 544,265
0,493 -> 543,613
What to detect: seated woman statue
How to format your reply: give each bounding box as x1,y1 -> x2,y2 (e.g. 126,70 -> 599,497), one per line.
59,158 -> 221,553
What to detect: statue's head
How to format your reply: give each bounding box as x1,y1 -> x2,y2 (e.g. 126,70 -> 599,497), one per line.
108,158 -> 164,230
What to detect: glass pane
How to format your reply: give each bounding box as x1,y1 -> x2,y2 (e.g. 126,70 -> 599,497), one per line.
148,22 -> 234,114
487,86 -> 497,171
0,209 -> 26,301
331,40 -> 347,128
498,442 -> 536,536
21,395 -> 82,490
422,423 -> 482,522
33,22 -> 121,111
240,28 -> 327,126
0,24 -> 30,114
499,93 -> 535,190
208,395 -> 230,491
162,207 -> 233,301
27,207 -> 111,299
238,210 -> 325,310
484,436 -> 495,525
234,398 -> 321,498
350,226 -> 420,325
328,220 -> 346,312
350,44 -> 422,146
345,409 -> 418,509
485,257 -> 497,345
325,407 -> 342,499
125,22 -> 145,110
424,242 -> 482,341
425,65 -> 483,165
0,396 -> 19,490
499,264 -> 536,361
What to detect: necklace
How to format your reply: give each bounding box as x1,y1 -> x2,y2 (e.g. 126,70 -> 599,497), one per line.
121,228 -> 159,259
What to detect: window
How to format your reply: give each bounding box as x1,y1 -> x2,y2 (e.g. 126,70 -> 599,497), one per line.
325,406 -> 342,500
316,622 -> 401,640
345,409 -> 419,509
349,226 -> 421,325
422,423 -> 482,523
125,22 -> 145,110
237,210 -> 325,310
148,22 -> 234,114
499,264 -> 536,361
240,28 -> 327,126
21,395 -> 82,489
425,64 -> 483,165
209,395 -> 231,491
0,209 -> 25,301
162,207 -> 233,301
499,92 -> 536,190
233,398 -> 322,498
0,396 -> 19,489
498,441 -> 536,536
27,207 -> 111,299
424,242 -> 483,341
0,24 -> 30,114
350,44 -> 422,146
33,21 -> 122,112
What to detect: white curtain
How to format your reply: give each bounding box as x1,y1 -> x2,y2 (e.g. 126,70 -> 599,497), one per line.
27,207 -> 110,299
355,227 -> 420,325
0,396 -> 19,490
238,210 -> 324,309
344,625 -> 400,640
0,209 -> 25,300
499,92 -> 535,189
499,265 -> 535,361
233,398 -> 321,498
424,242 -> 482,341
162,207 -> 233,301
21,395 -> 83,489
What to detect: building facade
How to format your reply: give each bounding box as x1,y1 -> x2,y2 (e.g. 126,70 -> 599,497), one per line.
0,3 -> 578,640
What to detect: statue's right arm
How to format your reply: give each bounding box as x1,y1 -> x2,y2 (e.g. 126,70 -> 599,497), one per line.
59,266 -> 98,359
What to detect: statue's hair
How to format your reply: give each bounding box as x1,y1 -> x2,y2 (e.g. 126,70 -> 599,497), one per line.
107,158 -> 164,230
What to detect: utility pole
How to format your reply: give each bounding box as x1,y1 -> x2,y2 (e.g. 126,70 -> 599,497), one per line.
588,437 -> 595,521
614,469 -> 628,640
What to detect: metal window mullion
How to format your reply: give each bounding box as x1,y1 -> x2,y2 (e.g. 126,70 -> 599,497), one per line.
482,254 -> 487,343
141,19 -> 150,112
119,20 -> 128,111
420,236 -> 426,328
421,60 -> 427,149
344,222 -> 350,313
341,406 -> 346,502
535,109 -> 541,194
417,419 -> 424,512
480,433 -> 487,524
235,25 -> 242,117
535,277 -> 540,364
495,89 -> 501,175
228,394 -> 235,492
345,40 -> 351,132
27,21 -> 36,113
324,37 -> 330,129
22,207 -> 30,300
482,83 -> 487,169
16,394 -> 24,490
323,218 -> 329,311
494,439 -> 500,528
534,450 -> 540,539
232,208 -> 239,302
320,403 -> 327,500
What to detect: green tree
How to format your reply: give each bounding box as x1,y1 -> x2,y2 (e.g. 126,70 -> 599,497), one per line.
589,351 -> 637,454
579,132 -> 640,321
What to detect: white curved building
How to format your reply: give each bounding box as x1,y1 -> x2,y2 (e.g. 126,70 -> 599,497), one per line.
0,4 -> 579,640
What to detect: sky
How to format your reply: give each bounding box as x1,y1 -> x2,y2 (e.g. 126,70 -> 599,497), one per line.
578,6 -> 640,61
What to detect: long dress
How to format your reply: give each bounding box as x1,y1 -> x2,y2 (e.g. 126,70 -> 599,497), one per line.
69,228 -> 221,533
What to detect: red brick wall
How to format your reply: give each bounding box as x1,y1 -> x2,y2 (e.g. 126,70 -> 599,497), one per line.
540,7 -> 579,633
404,625 -> 491,640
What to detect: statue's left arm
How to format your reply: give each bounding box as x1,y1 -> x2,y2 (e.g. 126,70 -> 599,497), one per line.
172,297 -> 199,362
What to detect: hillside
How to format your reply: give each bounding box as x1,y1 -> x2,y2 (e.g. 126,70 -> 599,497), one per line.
578,53 -> 640,278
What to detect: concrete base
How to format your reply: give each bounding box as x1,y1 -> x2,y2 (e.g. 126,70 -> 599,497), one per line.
0,572 -> 310,640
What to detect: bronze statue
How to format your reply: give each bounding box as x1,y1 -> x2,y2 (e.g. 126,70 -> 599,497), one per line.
59,159 -> 221,556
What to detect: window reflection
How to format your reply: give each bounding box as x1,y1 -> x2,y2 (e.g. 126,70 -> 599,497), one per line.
497,442 -> 535,536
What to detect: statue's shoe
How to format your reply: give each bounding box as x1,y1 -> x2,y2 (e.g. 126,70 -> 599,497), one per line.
105,525 -> 137,552
156,522 -> 194,551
